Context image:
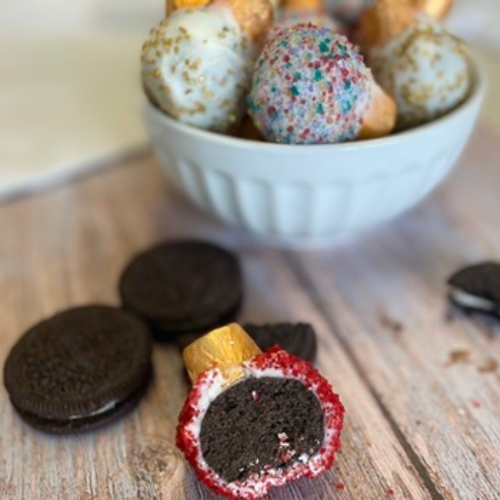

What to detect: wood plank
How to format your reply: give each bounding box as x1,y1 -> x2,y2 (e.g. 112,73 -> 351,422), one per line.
0,161 -> 190,500
288,128 -> 500,500
238,248 -> 433,500
0,155 -> 434,499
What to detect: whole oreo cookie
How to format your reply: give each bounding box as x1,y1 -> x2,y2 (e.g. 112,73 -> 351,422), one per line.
448,262 -> 500,315
119,241 -> 242,338
4,306 -> 152,434
244,323 -> 318,363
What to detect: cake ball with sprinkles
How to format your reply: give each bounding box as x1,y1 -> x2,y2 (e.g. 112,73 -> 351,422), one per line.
360,0 -> 470,129
248,25 -> 396,144
373,21 -> 470,129
177,324 -> 345,500
142,0 -> 273,133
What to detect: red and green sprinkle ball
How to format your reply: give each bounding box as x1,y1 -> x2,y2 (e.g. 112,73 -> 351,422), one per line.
248,25 -> 373,145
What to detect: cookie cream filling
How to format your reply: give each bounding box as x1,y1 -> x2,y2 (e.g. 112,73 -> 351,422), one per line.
449,287 -> 497,312
68,400 -> 119,421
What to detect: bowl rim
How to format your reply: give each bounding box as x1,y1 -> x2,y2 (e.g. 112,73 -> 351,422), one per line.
145,56 -> 486,153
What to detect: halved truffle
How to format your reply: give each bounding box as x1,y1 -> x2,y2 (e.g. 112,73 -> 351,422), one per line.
177,347 -> 344,500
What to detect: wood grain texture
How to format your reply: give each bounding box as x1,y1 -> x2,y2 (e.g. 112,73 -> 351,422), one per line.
1,127 -> 499,499
288,128 -> 500,500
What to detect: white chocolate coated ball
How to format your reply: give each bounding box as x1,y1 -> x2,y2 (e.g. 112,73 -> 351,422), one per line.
142,7 -> 255,132
371,19 -> 471,129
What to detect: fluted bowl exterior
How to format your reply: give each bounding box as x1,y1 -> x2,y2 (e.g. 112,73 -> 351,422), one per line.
144,64 -> 485,247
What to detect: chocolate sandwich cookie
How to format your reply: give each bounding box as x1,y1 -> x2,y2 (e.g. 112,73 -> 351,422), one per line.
119,241 -> 242,338
244,323 -> 318,363
448,262 -> 500,315
4,306 -> 152,434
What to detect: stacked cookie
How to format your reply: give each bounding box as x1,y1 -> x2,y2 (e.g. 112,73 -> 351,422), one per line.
4,306 -> 152,434
119,241 -> 243,337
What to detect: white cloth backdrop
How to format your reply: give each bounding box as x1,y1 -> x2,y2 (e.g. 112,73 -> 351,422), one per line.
0,0 -> 160,199
0,0 -> 498,199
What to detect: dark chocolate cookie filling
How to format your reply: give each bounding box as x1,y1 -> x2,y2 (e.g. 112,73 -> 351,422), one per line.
200,377 -> 324,483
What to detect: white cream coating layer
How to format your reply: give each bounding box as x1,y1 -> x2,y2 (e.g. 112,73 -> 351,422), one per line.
370,18 -> 471,129
141,7 -> 255,132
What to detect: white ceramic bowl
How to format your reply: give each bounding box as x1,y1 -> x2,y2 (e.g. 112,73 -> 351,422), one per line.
145,63 -> 485,247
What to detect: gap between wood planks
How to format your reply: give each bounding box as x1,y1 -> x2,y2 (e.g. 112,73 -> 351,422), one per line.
281,251 -> 448,500
270,128 -> 500,500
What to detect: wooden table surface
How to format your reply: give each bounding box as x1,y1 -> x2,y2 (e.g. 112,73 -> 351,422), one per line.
1,126 -> 500,500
